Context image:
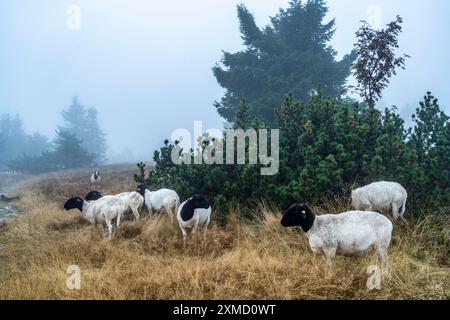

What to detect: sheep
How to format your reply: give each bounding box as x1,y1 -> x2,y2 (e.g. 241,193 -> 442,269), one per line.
85,190 -> 143,221
90,170 -> 101,184
116,191 -> 144,221
137,184 -> 180,222
177,195 -> 211,242
351,181 -> 407,219
281,203 -> 393,274
85,190 -> 102,201
64,195 -> 129,240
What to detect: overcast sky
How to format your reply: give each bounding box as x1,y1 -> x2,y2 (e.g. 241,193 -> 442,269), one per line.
1,0 -> 449,162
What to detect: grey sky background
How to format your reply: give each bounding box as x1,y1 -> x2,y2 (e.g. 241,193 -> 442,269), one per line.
1,0 -> 449,163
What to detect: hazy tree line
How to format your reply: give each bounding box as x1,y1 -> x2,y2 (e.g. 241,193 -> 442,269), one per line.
0,97 -> 107,173
136,0 -> 449,217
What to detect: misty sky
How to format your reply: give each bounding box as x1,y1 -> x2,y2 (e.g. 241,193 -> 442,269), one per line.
1,0 -> 449,163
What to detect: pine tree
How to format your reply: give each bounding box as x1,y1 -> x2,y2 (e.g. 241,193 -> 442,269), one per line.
60,97 -> 107,164
370,106 -> 406,180
52,130 -> 95,169
410,92 -> 449,164
428,124 -> 450,203
0,113 -> 27,164
213,0 -> 354,125
233,99 -> 253,129
408,92 -> 450,203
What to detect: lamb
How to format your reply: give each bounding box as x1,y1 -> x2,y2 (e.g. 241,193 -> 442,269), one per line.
85,190 -> 143,221
281,203 -> 393,273
64,195 -> 129,240
137,184 -> 180,221
351,181 -> 407,219
177,195 -> 211,242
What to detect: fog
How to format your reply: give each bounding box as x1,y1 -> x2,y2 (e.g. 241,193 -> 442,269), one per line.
1,0 -> 449,163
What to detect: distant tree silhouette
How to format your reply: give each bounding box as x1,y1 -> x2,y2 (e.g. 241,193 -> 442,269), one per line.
60,97 -> 108,164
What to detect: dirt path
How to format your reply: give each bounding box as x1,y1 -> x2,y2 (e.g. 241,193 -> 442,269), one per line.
0,174 -> 26,223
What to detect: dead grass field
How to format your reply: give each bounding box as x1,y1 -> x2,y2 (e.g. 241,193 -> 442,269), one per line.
0,165 -> 448,300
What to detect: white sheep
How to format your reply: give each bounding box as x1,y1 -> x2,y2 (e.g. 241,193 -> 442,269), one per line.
64,195 -> 129,240
85,190 -> 144,222
137,184 -> 180,221
177,195 -> 211,242
116,191 -> 144,221
281,203 -> 393,274
351,181 -> 407,219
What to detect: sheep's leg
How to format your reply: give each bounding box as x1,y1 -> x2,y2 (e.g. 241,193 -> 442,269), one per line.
202,225 -> 208,242
164,206 -> 174,222
116,211 -> 122,228
399,198 -> 407,218
191,217 -> 200,241
105,219 -> 113,240
131,207 -> 140,221
391,203 -> 400,220
377,246 -> 389,276
180,226 -> 187,246
147,205 -> 153,218
202,217 -> 211,242
322,247 -> 337,275
170,207 -> 176,223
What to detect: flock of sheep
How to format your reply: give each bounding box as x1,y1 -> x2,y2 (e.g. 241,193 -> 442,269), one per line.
64,172 -> 408,274
64,171 -> 212,242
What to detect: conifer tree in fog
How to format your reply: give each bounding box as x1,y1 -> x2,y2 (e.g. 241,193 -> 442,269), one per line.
213,0 -> 355,125
60,97 -> 108,164
7,130 -> 95,173
0,113 -> 51,168
52,129 -> 95,169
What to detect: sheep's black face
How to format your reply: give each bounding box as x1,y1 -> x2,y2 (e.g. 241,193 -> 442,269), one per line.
137,184 -> 146,197
281,203 -> 315,232
64,197 -> 83,212
190,195 -> 210,209
85,190 -> 102,201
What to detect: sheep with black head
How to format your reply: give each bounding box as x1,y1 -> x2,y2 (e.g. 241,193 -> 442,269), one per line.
281,203 -> 392,274
64,194 -> 129,240
177,195 -> 211,242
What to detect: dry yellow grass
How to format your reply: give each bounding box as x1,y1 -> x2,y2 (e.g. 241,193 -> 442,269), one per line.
0,166 -> 448,300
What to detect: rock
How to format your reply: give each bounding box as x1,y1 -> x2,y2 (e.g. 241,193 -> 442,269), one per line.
0,195 -> 20,202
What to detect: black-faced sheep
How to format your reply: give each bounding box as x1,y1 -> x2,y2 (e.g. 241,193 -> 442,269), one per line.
177,195 -> 211,242
281,203 -> 392,273
64,195 -> 129,240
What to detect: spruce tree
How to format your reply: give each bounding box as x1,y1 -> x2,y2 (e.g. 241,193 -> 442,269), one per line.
52,130 -> 95,169
60,97 -> 107,164
213,0 -> 354,125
